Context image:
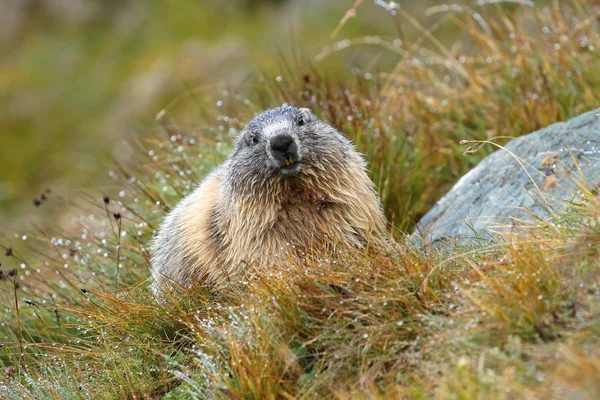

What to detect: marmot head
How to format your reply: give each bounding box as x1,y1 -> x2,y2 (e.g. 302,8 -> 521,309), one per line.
228,106 -> 357,189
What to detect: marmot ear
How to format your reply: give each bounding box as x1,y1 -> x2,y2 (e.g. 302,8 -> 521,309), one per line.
299,108 -> 314,123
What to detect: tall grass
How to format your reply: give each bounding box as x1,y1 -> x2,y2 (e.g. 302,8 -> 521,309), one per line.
1,1 -> 599,398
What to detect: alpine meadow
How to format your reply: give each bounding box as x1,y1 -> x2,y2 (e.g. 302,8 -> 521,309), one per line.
1,1 -> 600,399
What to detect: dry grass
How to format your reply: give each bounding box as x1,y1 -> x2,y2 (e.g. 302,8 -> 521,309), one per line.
1,1 -> 599,399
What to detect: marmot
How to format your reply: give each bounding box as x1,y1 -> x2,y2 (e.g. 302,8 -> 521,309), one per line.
151,106 -> 389,292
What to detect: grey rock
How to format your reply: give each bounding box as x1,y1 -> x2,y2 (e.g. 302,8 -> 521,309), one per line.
413,108 -> 600,245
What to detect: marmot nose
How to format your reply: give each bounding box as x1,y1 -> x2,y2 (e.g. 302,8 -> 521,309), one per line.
270,134 -> 294,155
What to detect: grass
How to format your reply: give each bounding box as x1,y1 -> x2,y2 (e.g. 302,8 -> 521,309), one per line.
1,0 -> 600,398
0,0 -> 394,223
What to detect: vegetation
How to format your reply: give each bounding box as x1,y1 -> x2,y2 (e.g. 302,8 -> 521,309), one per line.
0,0 -> 385,223
1,0 -> 600,398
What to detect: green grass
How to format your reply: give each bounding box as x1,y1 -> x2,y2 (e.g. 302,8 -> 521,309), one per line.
0,0 -> 397,223
1,0 -> 600,398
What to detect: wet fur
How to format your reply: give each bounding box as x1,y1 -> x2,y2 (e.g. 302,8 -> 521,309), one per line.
151,106 -> 388,291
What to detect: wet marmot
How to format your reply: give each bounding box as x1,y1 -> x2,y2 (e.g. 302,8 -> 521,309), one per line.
151,106 -> 388,292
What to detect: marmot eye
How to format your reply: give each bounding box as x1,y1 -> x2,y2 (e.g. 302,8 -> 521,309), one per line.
246,131 -> 260,146
297,116 -> 305,126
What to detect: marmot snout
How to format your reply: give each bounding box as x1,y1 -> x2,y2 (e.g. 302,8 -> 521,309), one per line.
151,106 -> 389,292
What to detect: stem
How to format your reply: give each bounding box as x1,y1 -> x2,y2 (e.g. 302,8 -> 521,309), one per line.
115,217 -> 122,294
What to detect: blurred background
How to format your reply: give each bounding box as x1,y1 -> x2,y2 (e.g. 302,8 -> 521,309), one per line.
0,0 -> 413,227
2,0 -> 564,230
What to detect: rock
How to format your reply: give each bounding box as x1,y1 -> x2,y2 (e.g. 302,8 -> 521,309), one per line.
413,108 -> 600,245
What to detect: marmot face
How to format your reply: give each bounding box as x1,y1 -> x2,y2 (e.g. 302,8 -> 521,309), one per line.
228,106 -> 352,187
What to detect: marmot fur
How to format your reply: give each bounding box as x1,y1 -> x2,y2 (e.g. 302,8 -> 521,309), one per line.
151,106 -> 388,292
